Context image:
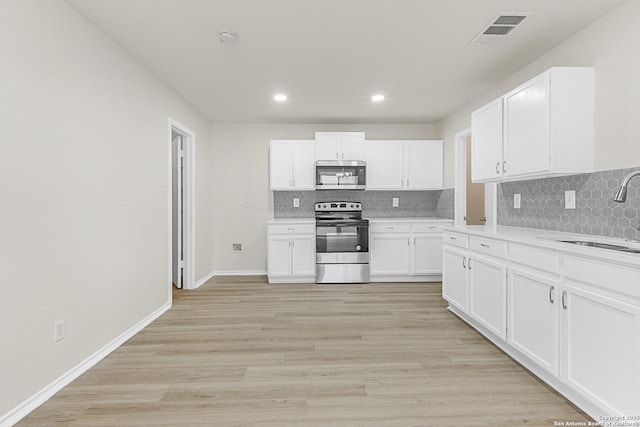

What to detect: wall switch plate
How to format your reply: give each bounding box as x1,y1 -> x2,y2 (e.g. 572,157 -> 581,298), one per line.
565,190 -> 576,209
232,243 -> 242,252
54,319 -> 65,342
293,198 -> 299,208
392,197 -> 399,207
514,193 -> 521,209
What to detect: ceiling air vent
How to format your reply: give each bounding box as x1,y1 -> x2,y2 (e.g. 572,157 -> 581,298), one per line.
470,13 -> 530,45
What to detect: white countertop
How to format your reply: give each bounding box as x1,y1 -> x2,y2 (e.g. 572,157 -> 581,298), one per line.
444,225 -> 640,266
268,218 -> 315,224
368,217 -> 454,223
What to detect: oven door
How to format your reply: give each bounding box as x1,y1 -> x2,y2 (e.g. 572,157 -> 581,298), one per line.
316,221 -> 369,264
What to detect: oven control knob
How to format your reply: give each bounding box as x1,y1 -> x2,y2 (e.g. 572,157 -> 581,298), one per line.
355,245 -> 362,251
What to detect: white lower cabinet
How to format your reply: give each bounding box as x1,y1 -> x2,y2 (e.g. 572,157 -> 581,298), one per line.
507,266 -> 559,375
267,221 -> 315,283
442,229 -> 640,418
442,246 -> 468,312
469,253 -> 507,340
370,233 -> 410,275
370,220 -> 452,281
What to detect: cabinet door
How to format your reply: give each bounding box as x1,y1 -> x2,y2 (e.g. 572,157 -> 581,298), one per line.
267,235 -> 292,277
340,132 -> 366,161
315,132 -> 341,160
504,73 -> 551,177
471,98 -> 503,182
412,233 -> 443,274
269,141 -> 292,190
370,234 -> 410,275
508,266 -> 559,375
366,141 -> 404,190
469,254 -> 507,339
291,141 -> 315,189
405,141 -> 443,189
442,246 -> 468,312
291,234 -> 315,276
560,283 -> 640,415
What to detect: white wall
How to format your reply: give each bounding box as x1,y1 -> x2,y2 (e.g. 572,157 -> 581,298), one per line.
437,0 -> 640,187
0,0 -> 213,421
210,123 -> 437,273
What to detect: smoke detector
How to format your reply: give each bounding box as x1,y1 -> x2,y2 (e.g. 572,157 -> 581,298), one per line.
470,13 -> 530,45
218,31 -> 237,44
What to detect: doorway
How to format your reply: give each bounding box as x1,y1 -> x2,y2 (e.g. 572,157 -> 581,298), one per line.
169,119 -> 194,292
454,128 -> 496,226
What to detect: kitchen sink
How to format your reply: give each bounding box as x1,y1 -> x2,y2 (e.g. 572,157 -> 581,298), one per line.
555,240 -> 640,254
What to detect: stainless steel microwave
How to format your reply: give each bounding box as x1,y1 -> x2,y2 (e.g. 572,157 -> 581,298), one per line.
315,161 -> 366,190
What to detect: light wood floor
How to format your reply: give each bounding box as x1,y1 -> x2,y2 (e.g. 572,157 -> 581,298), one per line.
18,277 -> 590,426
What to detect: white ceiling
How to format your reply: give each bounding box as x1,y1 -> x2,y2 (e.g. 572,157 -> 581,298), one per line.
65,0 -> 626,124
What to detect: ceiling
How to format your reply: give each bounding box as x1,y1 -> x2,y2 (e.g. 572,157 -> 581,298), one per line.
65,0 -> 626,124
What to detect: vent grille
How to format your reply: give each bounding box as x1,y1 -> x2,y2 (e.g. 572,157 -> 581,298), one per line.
471,13 -> 530,45
483,25 -> 515,35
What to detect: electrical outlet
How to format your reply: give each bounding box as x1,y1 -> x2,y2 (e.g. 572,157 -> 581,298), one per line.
392,197 -> 399,207
514,193 -> 521,209
565,190 -> 576,209
232,243 -> 242,252
54,319 -> 65,342
293,198 -> 299,208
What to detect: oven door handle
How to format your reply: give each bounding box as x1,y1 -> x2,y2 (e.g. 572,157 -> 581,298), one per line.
317,232 -> 358,237
316,221 -> 369,227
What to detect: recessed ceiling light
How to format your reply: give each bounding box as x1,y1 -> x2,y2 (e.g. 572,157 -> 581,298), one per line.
274,94 -> 287,102
371,94 -> 385,102
218,31 -> 237,44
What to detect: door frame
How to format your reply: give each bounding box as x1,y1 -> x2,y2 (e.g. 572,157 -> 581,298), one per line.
454,128 -> 497,226
168,118 -> 195,293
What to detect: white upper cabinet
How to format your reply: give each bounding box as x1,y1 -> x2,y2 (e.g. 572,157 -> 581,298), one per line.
269,140 -> 315,190
315,132 -> 366,161
366,140 -> 443,190
405,140 -> 443,189
366,141 -> 404,189
471,98 -> 504,181
471,67 -> 594,183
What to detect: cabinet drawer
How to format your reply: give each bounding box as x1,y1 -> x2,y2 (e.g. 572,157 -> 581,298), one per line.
564,255 -> 640,300
509,243 -> 559,274
268,223 -> 315,234
370,223 -> 411,234
469,236 -> 507,259
413,223 -> 450,233
443,230 -> 468,249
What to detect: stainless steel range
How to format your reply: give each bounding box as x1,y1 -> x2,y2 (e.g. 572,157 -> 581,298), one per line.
315,202 -> 369,283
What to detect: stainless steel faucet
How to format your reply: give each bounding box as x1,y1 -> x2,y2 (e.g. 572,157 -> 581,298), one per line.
613,170 -> 640,203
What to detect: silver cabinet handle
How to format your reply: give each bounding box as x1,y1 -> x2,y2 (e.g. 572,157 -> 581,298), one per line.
401,178 -> 404,187
503,161 -> 507,173
413,237 -> 416,245
292,179 -> 295,187
287,228 -> 295,232
549,286 -> 555,304
428,226 -> 437,230
449,236 -> 457,240
462,257 -> 466,269
407,179 -> 410,187
561,291 -> 567,310
407,238 -> 410,246
480,243 -> 490,248
386,226 -> 394,231
342,152 -> 344,159
468,259 -> 472,270
496,162 -> 500,174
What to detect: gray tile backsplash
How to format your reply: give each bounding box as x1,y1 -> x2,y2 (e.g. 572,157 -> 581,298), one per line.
274,190 -> 455,219
497,166 -> 640,240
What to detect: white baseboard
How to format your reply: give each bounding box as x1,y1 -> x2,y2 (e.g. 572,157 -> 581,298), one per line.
213,270 -> 267,276
192,270 -> 268,289
193,270 -> 216,289
0,302 -> 171,427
